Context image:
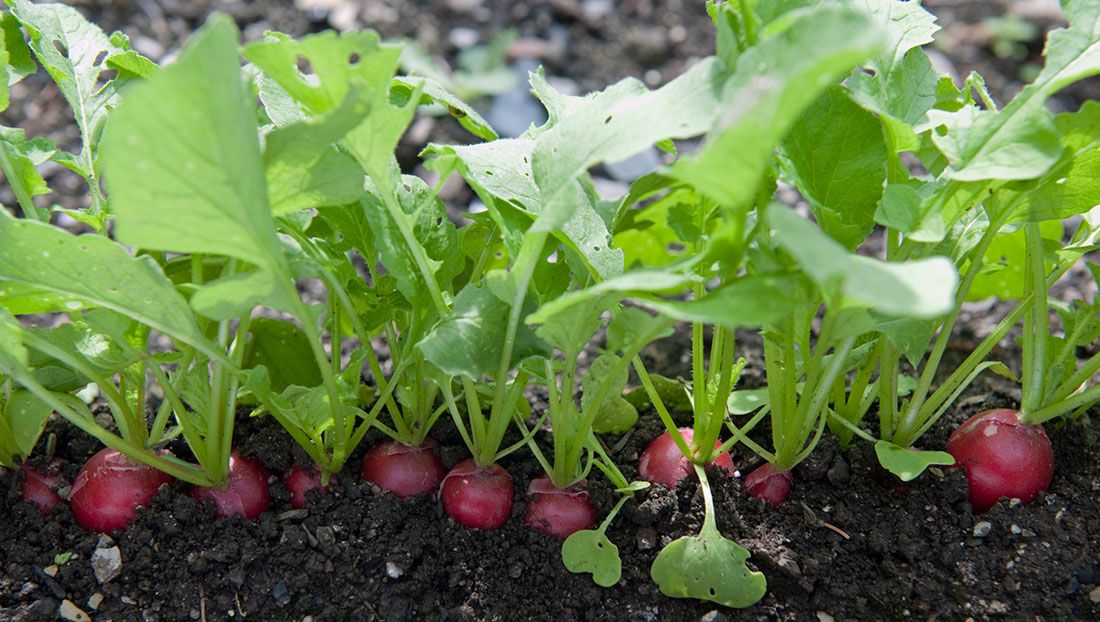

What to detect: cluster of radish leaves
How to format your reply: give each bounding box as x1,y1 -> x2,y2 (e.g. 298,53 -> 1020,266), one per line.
2,0 -> 1100,611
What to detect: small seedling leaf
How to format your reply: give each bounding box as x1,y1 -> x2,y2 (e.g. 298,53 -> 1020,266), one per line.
650,527 -> 766,608
562,529 -> 622,588
874,440 -> 955,482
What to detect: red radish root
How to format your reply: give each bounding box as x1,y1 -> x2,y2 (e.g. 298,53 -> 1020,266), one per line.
440,459 -> 514,530
71,448 -> 172,532
744,462 -> 793,508
361,439 -> 446,498
285,465 -> 332,509
190,451 -> 271,519
947,408 -> 1053,513
638,427 -> 735,489
524,477 -> 597,539
21,460 -> 66,516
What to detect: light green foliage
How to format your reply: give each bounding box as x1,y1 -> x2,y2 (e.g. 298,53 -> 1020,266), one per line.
243,318 -> 322,393
873,440 -> 954,482
419,282 -> 549,379
563,530 -> 622,587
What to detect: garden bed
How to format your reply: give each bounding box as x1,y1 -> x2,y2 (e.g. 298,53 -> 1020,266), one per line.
2,0 -> 1100,620
2,329 -> 1098,621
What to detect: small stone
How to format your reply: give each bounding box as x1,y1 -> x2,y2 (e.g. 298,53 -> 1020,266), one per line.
973,521 -> 993,537
509,563 -> 523,579
87,593 -> 104,610
581,0 -> 613,21
445,0 -> 482,13
636,527 -> 658,551
699,610 -> 729,622
43,565 -> 59,577
1090,586 -> 1100,604
1021,528 -> 1037,538
59,599 -> 91,622
315,525 -> 336,549
449,27 -> 479,49
272,580 -> 290,606
276,509 -> 308,521
385,561 -> 405,579
1010,524 -> 1022,535
817,613 -> 836,622
121,596 -> 137,605
92,546 -> 123,583
96,534 -> 115,548
827,456 -> 850,485
988,601 -> 1008,614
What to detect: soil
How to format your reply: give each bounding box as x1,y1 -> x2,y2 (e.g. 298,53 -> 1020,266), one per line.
2,1 -> 1100,621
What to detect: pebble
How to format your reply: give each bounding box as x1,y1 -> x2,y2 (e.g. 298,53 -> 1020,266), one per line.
87,593 -> 103,611
827,456 -> 850,485
817,613 -> 836,622
581,0 -> 613,21
276,509 -> 308,521
1090,585 -> 1100,604
973,521 -> 992,537
272,580 -> 290,606
449,27 -> 480,49
488,59 -> 547,137
1010,524 -> 1022,535
385,561 -> 405,579
43,565 -> 59,577
315,525 -> 336,548
636,526 -> 658,551
92,546 -> 122,583
59,599 -> 91,622
604,147 -> 662,182
699,610 -> 729,622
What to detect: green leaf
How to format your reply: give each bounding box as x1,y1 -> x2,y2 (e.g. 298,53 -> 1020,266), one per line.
967,220 -> 1062,301
361,175 -> 461,306
0,126 -> 55,197
670,6 -> 886,208
533,296 -> 603,359
418,282 -> 550,379
102,16 -> 279,267
264,93 -> 368,215
639,274 -> 803,330
848,47 -> 940,151
392,74 -> 497,141
769,206 -> 957,318
873,440 -> 954,482
0,304 -> 26,367
1,11 -> 35,86
650,526 -> 767,608
423,138 -> 623,280
243,318 -> 322,393
605,307 -> 676,355
562,530 -> 622,588
1005,101 -> 1100,222
6,0 -> 149,175
527,271 -> 695,325
0,217 -> 214,358
591,397 -> 638,434
780,86 -> 886,249
4,389 -> 53,456
727,388 -> 769,415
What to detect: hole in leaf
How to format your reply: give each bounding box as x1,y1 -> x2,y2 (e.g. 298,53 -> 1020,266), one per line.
604,115 -> 613,124
94,68 -> 118,92
485,170 -> 494,176
348,52 -> 361,65
296,55 -> 315,76
708,587 -> 716,597
402,183 -> 412,192
52,40 -> 68,57
668,243 -> 685,252
93,50 -> 108,66
435,217 -> 443,226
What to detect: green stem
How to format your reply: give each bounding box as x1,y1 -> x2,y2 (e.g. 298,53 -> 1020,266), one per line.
0,144 -> 46,222
1021,222 -> 1048,415
633,357 -> 693,458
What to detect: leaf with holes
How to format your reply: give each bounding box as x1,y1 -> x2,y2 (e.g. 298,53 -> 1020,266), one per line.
650,523 -> 767,608
562,529 -> 622,588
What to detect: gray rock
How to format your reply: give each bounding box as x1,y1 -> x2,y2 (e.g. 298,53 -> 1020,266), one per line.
272,580 -> 290,606
582,0 -> 614,21
448,27 -> 480,50
973,521 -> 993,537
87,593 -> 104,611
636,526 -> 658,551
604,147 -> 662,182
488,59 -> 548,138
385,561 -> 405,579
1090,585 -> 1100,604
91,546 -> 122,584
59,599 -> 91,622
826,456 -> 850,485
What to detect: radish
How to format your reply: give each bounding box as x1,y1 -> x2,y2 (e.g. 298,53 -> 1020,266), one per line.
743,462 -> 793,508
71,448 -> 172,532
190,451 -> 271,520
947,408 -> 1053,513
524,477 -> 596,539
440,459 -> 514,530
638,427 -> 735,489
20,460 -> 66,516
284,465 -> 333,509
361,439 -> 446,498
